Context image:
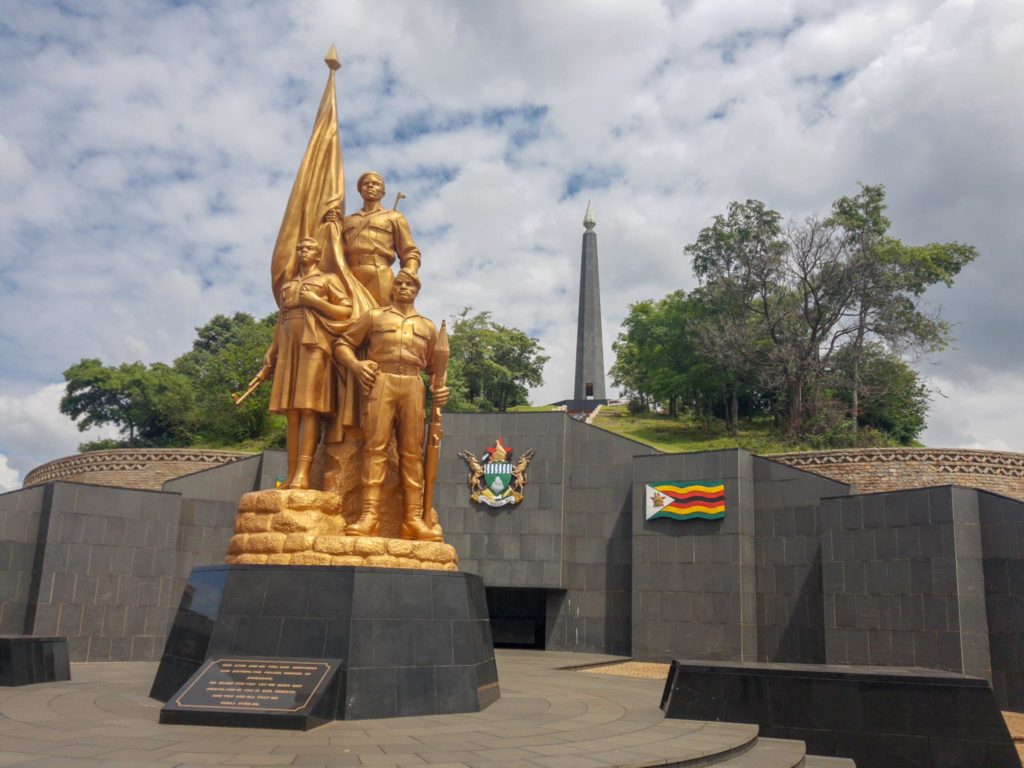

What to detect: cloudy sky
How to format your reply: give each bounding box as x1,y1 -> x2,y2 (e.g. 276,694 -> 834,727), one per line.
1,0 -> 1022,490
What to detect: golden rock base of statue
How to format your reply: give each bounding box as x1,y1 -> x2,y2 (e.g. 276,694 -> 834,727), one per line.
224,488 -> 458,571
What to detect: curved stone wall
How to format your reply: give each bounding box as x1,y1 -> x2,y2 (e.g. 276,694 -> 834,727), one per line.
769,448 -> 1024,502
23,448 -> 255,490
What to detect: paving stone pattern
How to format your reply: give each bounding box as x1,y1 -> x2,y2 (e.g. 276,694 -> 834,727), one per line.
0,650 -> 834,768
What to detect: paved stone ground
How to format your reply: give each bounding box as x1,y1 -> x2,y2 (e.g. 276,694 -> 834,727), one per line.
0,650 -> 769,768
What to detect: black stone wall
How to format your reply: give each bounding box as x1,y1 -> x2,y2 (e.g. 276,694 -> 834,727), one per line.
164,454 -> 273,588
0,483 -> 45,634
979,490 -> 1024,709
752,457 -> 851,663
552,419 -> 653,655
822,486 -> 991,680
18,482 -> 183,661
631,450 -> 757,662
437,413 -> 654,655
438,413 -> 567,590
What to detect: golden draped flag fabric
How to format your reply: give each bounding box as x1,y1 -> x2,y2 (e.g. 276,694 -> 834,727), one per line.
269,59 -> 376,319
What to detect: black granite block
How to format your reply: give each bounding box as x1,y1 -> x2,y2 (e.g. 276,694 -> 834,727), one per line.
395,666 -> 436,716
263,570 -> 311,617
346,619 -> 373,666
346,666 -> 397,718
413,620 -> 453,666
279,617 -> 328,658
351,571 -> 393,618
150,565 -> 498,722
432,574 -> 469,619
661,659 -> 1017,768
435,664 -> 477,712
372,619 -> 415,666
219,569 -> 267,615
0,636 -> 71,686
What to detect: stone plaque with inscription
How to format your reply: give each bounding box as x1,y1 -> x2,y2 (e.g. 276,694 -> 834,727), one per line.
160,656 -> 342,730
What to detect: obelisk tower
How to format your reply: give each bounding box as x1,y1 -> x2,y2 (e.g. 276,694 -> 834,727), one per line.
573,201 -> 606,401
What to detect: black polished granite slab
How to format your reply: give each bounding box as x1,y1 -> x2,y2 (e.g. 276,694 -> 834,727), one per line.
150,564 -> 499,720
160,656 -> 342,730
0,635 -> 70,686
661,659 -> 1018,768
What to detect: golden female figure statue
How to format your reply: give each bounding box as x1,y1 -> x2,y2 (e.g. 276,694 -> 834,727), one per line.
265,236 -> 352,489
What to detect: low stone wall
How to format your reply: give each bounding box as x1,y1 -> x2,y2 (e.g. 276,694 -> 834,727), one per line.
769,448 -> 1024,502
23,448 -> 254,490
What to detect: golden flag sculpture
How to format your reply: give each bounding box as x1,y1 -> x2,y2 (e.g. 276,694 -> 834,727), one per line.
270,44 -> 375,317
270,45 -> 377,434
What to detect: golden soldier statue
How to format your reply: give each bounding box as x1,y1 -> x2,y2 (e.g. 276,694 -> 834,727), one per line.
227,47 -> 457,568
342,171 -> 421,305
334,270 -> 448,541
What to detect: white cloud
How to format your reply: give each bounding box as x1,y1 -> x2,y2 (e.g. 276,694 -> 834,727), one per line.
923,372 -> 1024,452
0,383 -> 119,485
0,0 -> 1020,469
0,456 -> 20,493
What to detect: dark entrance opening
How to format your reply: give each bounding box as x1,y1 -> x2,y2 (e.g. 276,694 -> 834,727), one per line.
585,383 -> 594,397
484,587 -> 548,649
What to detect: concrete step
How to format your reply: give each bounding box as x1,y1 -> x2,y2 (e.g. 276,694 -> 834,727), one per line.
706,736 -> 807,767
802,756 -> 858,767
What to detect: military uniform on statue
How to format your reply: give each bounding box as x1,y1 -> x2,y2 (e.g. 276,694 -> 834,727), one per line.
335,270 -> 445,542
150,46 -> 498,728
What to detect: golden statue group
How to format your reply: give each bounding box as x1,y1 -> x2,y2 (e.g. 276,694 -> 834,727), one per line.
226,47 -> 457,571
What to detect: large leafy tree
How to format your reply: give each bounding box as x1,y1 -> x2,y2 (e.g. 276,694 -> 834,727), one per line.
173,312 -> 279,444
61,359 -> 198,448
445,309 -> 548,412
610,185 -> 977,446
827,184 -> 977,433
610,291 -> 713,418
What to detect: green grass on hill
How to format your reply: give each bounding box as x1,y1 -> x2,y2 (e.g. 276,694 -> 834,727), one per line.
507,404 -> 560,412
590,405 -> 816,455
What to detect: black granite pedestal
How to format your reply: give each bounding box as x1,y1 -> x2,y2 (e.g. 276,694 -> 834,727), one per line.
0,635 -> 70,686
661,659 -> 1018,768
151,565 -> 499,721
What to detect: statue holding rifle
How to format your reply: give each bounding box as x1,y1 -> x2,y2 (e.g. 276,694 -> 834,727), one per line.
334,270 -> 448,541
225,46 -> 456,569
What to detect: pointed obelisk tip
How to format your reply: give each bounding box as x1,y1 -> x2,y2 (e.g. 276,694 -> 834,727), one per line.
583,200 -> 596,231
324,44 -> 341,71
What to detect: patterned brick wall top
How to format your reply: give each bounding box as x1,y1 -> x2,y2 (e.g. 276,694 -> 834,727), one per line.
23,448 -> 254,490
768,448 -> 1024,502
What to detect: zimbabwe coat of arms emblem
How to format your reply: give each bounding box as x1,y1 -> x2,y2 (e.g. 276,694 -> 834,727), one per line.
458,438 -> 534,507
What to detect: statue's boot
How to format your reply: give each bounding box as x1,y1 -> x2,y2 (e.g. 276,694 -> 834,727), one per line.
401,499 -> 443,542
288,455 -> 313,490
346,488 -> 380,537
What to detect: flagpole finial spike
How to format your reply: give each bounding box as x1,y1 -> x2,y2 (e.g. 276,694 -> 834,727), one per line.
325,44 -> 341,71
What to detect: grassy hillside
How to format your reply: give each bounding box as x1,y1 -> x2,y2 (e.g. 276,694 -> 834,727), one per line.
589,405 -> 818,455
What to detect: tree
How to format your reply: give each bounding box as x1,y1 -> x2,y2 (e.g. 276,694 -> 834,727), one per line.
445,309 -> 548,412
173,312 -> 279,445
681,187 -> 977,439
610,291 -> 725,421
61,359 -> 197,448
827,184 -> 977,433
684,201 -> 785,434
832,343 -> 929,444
